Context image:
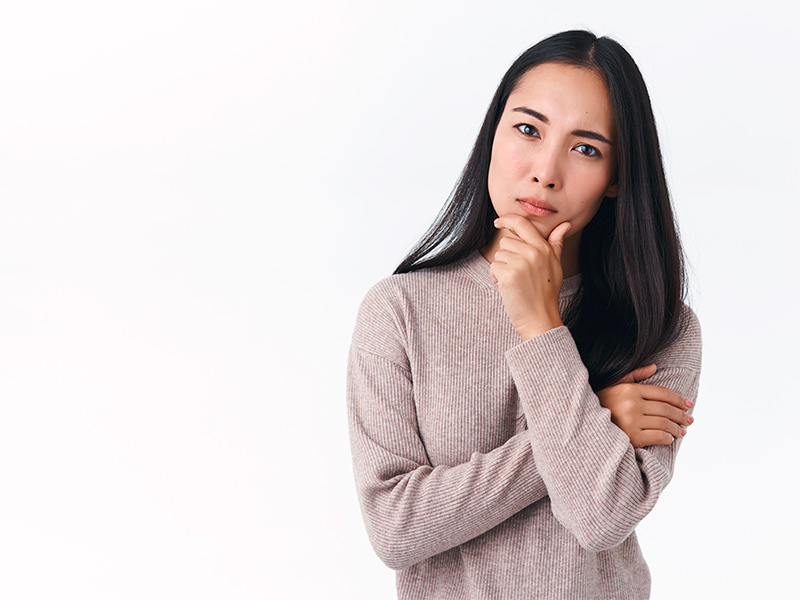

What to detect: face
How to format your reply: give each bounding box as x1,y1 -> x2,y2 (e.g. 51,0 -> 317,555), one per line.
488,62 -> 618,246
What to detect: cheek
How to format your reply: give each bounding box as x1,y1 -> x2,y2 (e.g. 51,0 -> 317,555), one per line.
580,165 -> 615,198
488,140 -> 525,198
576,167 -> 613,196
567,172 -> 612,225
580,198 -> 605,227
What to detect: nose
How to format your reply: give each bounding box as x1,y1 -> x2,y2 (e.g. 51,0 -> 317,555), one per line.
533,175 -> 557,189
531,145 -> 562,190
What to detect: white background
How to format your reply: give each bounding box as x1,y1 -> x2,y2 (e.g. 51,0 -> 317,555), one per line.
1,1 -> 798,598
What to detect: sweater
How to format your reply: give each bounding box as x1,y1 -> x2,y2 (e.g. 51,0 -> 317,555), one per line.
347,249 -> 702,599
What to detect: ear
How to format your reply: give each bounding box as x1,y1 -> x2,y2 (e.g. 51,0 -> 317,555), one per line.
604,182 -> 619,199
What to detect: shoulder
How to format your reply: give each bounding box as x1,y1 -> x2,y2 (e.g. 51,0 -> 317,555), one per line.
351,259 -> 475,361
649,303 -> 702,373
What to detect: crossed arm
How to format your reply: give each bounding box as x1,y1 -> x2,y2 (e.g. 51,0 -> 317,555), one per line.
505,325 -> 700,551
347,337 -> 697,569
349,214 -> 700,569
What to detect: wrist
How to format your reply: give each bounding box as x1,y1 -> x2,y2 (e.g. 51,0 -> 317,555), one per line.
517,318 -> 564,341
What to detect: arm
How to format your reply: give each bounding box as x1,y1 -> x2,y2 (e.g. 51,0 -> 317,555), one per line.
349,343 -> 692,567
348,344 -> 548,570
505,315 -> 701,552
489,214 -> 702,551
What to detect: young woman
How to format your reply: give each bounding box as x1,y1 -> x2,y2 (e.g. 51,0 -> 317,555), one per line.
347,30 -> 701,599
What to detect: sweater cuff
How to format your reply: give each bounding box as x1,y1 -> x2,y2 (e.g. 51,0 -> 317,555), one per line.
504,325 -> 631,453
504,326 -> 588,397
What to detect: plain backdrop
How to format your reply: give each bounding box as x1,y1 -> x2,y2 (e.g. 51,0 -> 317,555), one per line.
1,1 -> 798,598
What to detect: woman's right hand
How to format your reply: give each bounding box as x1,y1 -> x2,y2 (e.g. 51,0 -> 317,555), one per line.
597,364 -> 695,448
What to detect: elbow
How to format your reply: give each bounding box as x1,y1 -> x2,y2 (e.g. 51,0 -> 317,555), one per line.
369,528 -> 422,571
364,503 -> 438,570
359,477 -> 442,570
376,550 -> 416,571
559,473 -> 666,552
572,527 -> 631,553
355,483 -> 431,570
566,500 -> 657,552
555,503 -> 646,553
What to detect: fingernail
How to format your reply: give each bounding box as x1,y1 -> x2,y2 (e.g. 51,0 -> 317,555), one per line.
687,415 -> 694,424
680,427 -> 687,436
685,398 -> 694,408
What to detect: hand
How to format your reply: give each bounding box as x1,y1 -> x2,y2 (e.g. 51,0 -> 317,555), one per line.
597,363 -> 695,448
490,215 -> 572,340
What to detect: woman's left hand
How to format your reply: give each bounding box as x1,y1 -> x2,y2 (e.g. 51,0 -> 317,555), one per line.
490,215 -> 572,341
597,363 -> 695,448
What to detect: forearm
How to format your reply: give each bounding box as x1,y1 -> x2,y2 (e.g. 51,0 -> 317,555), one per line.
349,347 -> 548,570
506,326 -> 701,551
352,431 -> 547,570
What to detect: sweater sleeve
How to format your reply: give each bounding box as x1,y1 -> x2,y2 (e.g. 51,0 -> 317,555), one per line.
504,308 -> 702,552
347,281 -> 549,570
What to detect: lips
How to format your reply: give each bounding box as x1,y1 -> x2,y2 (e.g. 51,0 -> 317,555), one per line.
517,197 -> 557,216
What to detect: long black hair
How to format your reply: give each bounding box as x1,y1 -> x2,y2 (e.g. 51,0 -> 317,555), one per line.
394,30 -> 686,391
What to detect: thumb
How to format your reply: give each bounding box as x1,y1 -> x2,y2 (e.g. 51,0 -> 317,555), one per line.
616,363 -> 657,384
547,222 -> 572,260
630,363 -> 657,383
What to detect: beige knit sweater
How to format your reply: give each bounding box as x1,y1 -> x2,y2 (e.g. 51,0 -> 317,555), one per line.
347,250 -> 702,599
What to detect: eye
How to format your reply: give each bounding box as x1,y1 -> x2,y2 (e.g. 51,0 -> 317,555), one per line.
575,143 -> 602,158
514,123 -> 539,138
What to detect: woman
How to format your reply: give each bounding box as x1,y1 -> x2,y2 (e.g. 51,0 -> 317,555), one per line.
347,30 -> 701,599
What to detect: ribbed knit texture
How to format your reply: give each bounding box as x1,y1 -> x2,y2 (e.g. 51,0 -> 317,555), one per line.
347,250 -> 702,599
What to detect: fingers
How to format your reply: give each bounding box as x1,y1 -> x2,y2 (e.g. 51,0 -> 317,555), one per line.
492,216 -> 572,266
637,384 -> 694,410
640,415 -> 686,441
494,215 -> 544,245
496,235 -> 531,253
489,226 -> 523,266
495,214 -> 571,249
643,399 -> 694,427
631,430 -> 676,448
600,379 -> 696,450
615,363 -> 657,385
491,230 -> 554,269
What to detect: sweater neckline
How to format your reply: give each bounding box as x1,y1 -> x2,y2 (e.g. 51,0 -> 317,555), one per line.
458,249 -> 582,298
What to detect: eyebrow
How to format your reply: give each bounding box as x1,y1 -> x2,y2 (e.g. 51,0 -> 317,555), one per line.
511,106 -> 614,146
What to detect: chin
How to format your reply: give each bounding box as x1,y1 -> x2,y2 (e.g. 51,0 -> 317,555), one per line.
529,220 -> 554,239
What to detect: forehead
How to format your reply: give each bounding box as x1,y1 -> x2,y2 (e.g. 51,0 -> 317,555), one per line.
506,63 -> 614,135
